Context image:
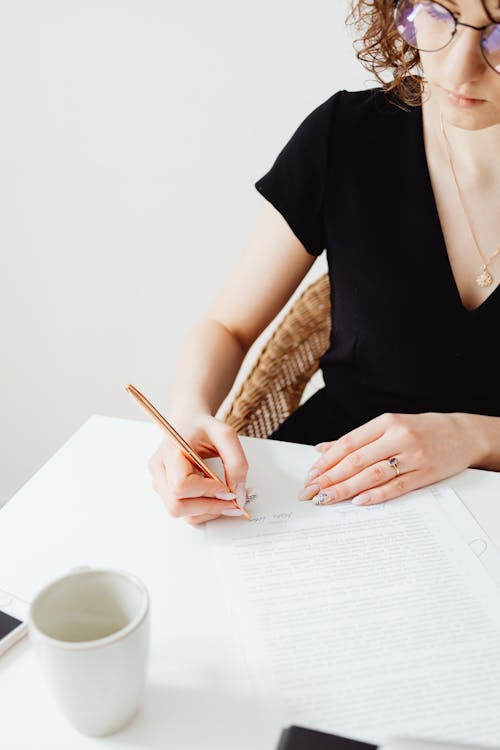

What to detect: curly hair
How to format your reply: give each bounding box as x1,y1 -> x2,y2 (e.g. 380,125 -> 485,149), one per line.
345,0 -> 425,110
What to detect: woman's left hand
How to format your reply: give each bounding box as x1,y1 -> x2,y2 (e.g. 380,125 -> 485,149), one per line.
300,411 -> 487,507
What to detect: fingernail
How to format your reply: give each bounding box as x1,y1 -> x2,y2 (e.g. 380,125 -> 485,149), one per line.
246,489 -> 258,503
298,484 -> 320,501
352,492 -> 371,506
215,492 -> 237,501
312,492 -> 331,506
314,442 -> 327,451
306,468 -> 320,481
235,481 -> 247,509
222,508 -> 244,517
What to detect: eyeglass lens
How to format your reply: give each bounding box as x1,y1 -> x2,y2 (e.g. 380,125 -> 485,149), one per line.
394,0 -> 500,73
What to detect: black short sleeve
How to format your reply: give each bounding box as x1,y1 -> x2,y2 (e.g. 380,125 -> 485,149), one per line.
254,90 -> 344,257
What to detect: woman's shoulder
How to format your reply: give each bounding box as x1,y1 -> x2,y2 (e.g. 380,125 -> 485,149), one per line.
321,83 -> 417,119
306,83 -> 420,152
295,84 -> 416,151
261,82 -> 418,185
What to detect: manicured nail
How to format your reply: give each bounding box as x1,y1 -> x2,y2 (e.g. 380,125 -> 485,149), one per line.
312,492 -> 330,506
352,493 -> 371,506
215,492 -> 237,501
306,468 -> 320,481
298,484 -> 320,501
222,508 -> 244,517
235,481 -> 247,509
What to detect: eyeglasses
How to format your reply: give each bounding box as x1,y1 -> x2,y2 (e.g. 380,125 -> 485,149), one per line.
394,0 -> 500,74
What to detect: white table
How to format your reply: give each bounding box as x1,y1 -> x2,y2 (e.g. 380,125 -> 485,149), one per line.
1,415 -> 499,749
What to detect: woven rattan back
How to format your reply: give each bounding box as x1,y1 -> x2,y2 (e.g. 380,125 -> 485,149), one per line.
222,272 -> 331,438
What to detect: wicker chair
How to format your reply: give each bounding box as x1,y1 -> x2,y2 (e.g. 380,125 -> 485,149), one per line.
222,272 -> 331,438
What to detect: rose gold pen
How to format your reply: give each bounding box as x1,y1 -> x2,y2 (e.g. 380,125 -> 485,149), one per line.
125,384 -> 250,520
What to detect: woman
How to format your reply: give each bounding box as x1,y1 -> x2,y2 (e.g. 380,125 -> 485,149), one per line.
148,0 -> 500,524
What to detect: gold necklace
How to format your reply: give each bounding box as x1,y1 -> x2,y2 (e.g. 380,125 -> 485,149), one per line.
439,110 -> 500,288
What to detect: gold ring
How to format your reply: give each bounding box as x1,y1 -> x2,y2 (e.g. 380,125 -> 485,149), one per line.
388,456 -> 400,476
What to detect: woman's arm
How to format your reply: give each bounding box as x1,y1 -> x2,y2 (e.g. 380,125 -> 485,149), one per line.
455,413 -> 500,472
167,199 -> 317,424
149,199 -> 318,524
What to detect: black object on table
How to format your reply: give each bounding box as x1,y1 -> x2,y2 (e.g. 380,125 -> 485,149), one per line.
277,725 -> 378,750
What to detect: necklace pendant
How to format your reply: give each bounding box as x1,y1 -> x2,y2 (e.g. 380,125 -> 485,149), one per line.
476,269 -> 493,287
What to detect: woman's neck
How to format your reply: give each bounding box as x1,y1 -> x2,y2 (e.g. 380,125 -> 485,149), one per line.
424,83 -> 500,188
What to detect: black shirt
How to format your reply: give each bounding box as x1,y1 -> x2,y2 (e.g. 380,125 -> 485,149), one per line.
254,85 -> 500,445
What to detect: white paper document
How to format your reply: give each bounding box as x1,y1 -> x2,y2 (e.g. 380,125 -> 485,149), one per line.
206,437 -> 500,747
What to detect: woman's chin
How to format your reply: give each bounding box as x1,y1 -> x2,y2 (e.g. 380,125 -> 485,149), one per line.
437,91 -> 498,130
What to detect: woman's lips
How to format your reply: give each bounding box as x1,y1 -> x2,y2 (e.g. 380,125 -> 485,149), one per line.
443,87 -> 486,107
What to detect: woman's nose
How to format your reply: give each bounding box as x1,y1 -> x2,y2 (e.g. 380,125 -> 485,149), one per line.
441,24 -> 489,84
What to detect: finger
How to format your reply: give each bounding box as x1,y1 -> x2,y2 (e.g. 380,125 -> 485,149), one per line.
185,513 -> 222,526
165,448 -> 236,499
157,465 -> 244,518
349,470 -> 425,506
306,436 -> 397,494
185,505 -> 251,525
204,421 -> 249,492
172,496 -> 245,518
304,416 -> 388,486
309,455 -> 408,505
314,441 -> 334,452
150,457 -> 240,514
185,506 -> 246,526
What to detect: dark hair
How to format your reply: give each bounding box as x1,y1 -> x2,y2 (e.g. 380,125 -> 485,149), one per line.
345,0 -> 426,110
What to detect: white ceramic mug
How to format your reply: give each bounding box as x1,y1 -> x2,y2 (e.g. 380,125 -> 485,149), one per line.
28,567 -> 150,737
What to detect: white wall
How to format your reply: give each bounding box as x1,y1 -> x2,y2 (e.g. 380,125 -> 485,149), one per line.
1,0 -> 373,505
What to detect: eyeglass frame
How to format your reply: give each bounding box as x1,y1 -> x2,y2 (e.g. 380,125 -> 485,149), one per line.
393,0 -> 500,75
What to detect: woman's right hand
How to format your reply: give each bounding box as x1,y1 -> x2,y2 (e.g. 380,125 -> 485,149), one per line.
147,414 -> 250,526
